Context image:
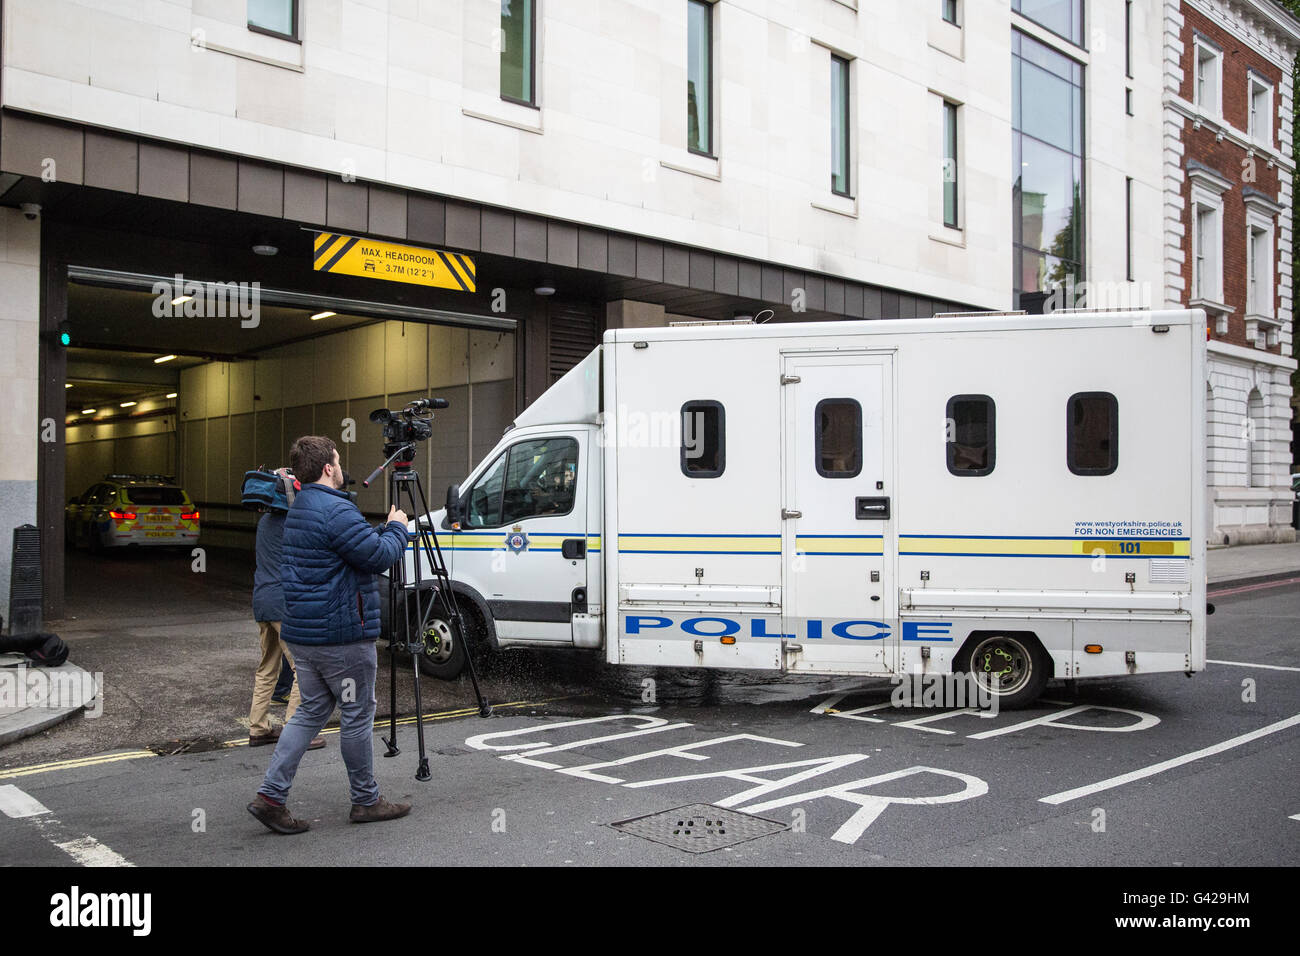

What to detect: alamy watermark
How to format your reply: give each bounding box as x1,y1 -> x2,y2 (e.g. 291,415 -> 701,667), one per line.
0,666 -> 102,718
597,404 -> 707,457
890,672 -> 999,716
151,274 -> 261,328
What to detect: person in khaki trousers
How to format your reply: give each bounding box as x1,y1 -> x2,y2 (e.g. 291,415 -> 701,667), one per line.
249,510 -> 324,750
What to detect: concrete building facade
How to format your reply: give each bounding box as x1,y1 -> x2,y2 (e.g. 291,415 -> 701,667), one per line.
1161,0 -> 1299,544
0,0 -> 1211,618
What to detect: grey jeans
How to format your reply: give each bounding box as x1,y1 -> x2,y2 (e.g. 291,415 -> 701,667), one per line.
258,639 -> 381,807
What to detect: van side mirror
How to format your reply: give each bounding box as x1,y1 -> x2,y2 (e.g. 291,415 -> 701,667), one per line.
445,484 -> 463,525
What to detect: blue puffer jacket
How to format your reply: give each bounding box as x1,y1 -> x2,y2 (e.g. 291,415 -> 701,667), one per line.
280,483 -> 409,646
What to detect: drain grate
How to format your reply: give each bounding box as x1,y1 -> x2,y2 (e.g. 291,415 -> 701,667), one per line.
610,804 -> 788,854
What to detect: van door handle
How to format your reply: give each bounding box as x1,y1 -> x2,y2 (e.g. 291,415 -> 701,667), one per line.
562,538 -> 587,559
855,497 -> 891,520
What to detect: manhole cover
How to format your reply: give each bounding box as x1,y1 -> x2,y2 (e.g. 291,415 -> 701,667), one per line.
610,804 -> 788,854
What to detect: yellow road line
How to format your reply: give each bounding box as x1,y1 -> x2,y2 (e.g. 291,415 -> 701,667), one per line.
0,750 -> 156,780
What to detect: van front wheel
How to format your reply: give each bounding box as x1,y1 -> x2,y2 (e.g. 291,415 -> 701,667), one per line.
410,612 -> 467,680
957,633 -> 1049,710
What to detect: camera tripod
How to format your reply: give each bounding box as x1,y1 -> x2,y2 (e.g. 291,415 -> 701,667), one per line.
366,442 -> 492,781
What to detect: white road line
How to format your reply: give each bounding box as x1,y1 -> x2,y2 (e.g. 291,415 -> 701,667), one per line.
1208,659 -> 1300,673
0,784 -> 51,818
4,787 -> 135,867
1040,712 -> 1300,805
1290,814 -> 1300,822
53,836 -> 133,867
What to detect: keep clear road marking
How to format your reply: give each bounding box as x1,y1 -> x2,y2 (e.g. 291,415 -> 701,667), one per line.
0,784 -> 133,867
1040,712 -> 1300,805
1208,659 -> 1300,673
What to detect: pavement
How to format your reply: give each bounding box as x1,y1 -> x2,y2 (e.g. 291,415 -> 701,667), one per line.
0,656 -> 99,746
0,539 -> 1295,753
1206,539 -> 1300,587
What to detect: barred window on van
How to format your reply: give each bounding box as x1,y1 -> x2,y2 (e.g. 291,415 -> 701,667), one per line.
816,399 -> 862,478
946,394 -> 996,476
1067,392 -> 1119,476
681,401 -> 725,477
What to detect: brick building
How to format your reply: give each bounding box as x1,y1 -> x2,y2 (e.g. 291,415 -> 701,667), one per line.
1163,0 -> 1300,542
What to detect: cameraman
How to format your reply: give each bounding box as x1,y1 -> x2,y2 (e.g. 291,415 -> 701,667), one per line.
248,435 -> 411,835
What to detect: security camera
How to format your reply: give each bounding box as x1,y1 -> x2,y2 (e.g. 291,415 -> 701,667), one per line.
19,203 -> 40,221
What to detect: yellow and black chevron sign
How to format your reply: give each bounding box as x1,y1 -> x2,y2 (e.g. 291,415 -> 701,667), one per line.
312,232 -> 476,292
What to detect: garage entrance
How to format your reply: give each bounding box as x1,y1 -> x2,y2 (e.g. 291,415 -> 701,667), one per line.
35,197 -> 581,621
58,270 -> 519,618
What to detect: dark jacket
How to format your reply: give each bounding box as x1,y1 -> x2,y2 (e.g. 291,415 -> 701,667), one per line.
252,511 -> 286,622
279,483 -> 409,646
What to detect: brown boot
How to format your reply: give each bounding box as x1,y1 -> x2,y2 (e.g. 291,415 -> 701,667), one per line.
247,794 -> 310,835
349,795 -> 411,824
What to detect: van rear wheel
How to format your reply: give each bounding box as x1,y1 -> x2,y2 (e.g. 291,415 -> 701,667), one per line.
958,633 -> 1049,710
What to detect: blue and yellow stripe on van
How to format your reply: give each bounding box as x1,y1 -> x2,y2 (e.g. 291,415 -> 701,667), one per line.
794,534 -> 883,556
899,534 -> 1191,559
618,534 -> 882,556
619,534 -> 780,556
407,533 -> 601,554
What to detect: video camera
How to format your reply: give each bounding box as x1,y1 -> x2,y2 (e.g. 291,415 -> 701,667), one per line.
369,398 -> 447,448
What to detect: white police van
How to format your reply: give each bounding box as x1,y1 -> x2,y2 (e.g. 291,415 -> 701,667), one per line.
402,308 -> 1208,708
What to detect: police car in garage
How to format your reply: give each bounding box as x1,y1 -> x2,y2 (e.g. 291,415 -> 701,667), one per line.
65,474 -> 200,551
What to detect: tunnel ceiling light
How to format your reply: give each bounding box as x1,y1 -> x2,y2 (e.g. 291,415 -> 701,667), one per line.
171,295 -> 192,306
311,311 -> 337,321
166,392 -> 178,399
65,383 -> 73,389
81,408 -> 96,415
120,401 -> 137,408
154,354 -> 177,364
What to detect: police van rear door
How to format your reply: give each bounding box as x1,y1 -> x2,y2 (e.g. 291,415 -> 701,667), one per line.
781,352 -> 897,674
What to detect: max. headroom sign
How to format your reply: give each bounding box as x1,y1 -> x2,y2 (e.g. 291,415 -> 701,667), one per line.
49,886 -> 151,937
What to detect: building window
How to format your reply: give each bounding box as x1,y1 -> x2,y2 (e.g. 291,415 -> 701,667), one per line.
681,400 -> 725,477
1125,177 -> 1133,281
687,0 -> 713,156
942,0 -> 959,25
1124,1 -> 1133,78
1246,389 -> 1266,487
943,101 -> 960,228
500,0 -> 536,106
946,395 -> 996,476
1248,74 -> 1272,144
1192,204 -> 1221,302
1247,225 -> 1272,316
831,55 -> 851,196
1067,392 -> 1118,476
815,399 -> 862,478
1012,0 -> 1084,47
1012,30 -> 1084,313
248,0 -> 297,39
1193,39 -> 1221,116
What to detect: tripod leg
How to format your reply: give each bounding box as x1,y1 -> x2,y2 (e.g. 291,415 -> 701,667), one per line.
399,477 -> 432,782
382,568 -> 400,758
411,474 -> 492,718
